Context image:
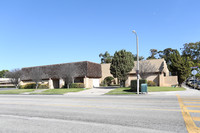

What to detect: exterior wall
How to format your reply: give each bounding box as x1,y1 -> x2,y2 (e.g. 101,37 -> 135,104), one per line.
125,75 -> 137,87
146,74 -> 159,86
163,76 -> 178,87
49,78 -> 54,89
0,78 -> 14,87
126,74 -> 159,87
59,78 -> 65,88
84,77 -> 93,88
100,64 -> 118,84
159,73 -> 178,87
159,73 -> 165,86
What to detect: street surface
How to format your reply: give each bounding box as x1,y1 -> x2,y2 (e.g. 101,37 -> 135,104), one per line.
0,86 -> 200,133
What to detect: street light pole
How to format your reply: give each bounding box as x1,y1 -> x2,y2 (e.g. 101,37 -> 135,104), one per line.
132,30 -> 139,95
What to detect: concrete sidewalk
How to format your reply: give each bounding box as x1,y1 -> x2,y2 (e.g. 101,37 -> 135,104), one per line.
22,89 -> 48,95
65,87 -> 117,96
148,84 -> 200,96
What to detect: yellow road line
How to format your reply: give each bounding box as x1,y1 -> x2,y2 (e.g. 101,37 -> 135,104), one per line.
186,105 -> 200,108
184,102 -> 200,104
176,94 -> 200,133
193,117 -> 200,121
188,110 -> 200,113
183,100 -> 200,101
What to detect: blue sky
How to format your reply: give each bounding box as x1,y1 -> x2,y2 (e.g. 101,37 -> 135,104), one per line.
1,0 -> 200,70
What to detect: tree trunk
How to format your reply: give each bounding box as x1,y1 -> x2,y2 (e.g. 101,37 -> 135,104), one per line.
67,84 -> 69,89
36,83 -> 38,89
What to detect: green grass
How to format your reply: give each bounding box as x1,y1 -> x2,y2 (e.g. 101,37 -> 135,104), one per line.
148,86 -> 185,92
105,88 -> 136,95
0,89 -> 35,94
106,86 -> 186,95
32,88 -> 88,95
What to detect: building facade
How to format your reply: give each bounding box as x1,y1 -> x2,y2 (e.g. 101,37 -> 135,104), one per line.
101,59 -> 178,87
21,61 -> 102,89
1,59 -> 178,89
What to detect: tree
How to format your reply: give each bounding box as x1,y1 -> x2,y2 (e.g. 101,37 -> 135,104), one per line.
169,50 -> 192,86
6,69 -> 22,89
57,64 -> 78,88
146,49 -> 158,60
158,48 -> 177,72
99,51 -> 113,64
103,76 -> 114,86
30,68 -> 44,89
136,61 -> 156,80
182,42 -> 200,64
0,70 -> 9,78
110,50 -> 134,87
133,54 -> 144,61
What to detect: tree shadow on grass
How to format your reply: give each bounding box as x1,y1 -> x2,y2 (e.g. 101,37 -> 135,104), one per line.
123,88 -> 134,92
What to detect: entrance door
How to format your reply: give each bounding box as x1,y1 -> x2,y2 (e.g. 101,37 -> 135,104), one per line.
53,79 -> 59,88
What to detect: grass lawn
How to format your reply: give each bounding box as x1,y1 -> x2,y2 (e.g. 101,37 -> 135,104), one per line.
32,88 -> 88,95
0,89 -> 35,94
148,86 -> 185,92
105,88 -> 136,95
106,86 -> 186,95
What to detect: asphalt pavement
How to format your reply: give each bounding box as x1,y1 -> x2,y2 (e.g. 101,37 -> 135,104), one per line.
0,94 -> 194,133
0,85 -> 200,133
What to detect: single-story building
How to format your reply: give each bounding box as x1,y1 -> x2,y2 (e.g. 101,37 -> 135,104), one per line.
21,61 -> 102,89
18,58 -> 178,89
101,58 -> 178,87
0,78 -> 14,87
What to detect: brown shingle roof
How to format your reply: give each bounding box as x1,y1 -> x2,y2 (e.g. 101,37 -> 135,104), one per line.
130,58 -> 166,74
21,61 -> 102,80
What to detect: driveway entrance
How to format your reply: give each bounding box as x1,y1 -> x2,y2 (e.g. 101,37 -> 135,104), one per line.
66,87 -> 117,96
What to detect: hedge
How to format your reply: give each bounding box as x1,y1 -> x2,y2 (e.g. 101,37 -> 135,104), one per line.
20,83 -> 49,89
131,79 -> 147,92
70,83 -> 85,88
147,80 -> 157,86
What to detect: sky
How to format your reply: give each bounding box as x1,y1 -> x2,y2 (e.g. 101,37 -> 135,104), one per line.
0,0 -> 200,70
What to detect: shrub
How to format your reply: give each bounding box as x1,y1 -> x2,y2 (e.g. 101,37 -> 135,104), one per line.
0,86 -> 15,88
70,83 -> 85,88
103,76 -> 114,86
100,82 -> 107,87
147,81 -> 156,86
20,83 -> 36,89
131,79 -> 147,92
38,84 -> 49,89
20,83 -> 49,89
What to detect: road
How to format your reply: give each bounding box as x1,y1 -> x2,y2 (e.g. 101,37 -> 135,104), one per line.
0,86 -> 200,133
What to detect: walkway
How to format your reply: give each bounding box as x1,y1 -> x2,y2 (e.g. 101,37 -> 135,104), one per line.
65,87 -> 117,96
148,84 -> 200,96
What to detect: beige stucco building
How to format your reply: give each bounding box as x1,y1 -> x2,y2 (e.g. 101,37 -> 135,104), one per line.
101,59 -> 178,87
20,61 -> 102,89
1,59 -> 177,89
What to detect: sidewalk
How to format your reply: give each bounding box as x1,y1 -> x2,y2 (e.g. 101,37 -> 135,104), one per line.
148,84 -> 200,96
65,87 -> 116,96
22,89 -> 48,95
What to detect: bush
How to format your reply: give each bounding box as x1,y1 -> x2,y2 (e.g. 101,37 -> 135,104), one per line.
0,86 -> 15,88
147,81 -> 156,86
131,79 -> 147,92
38,84 -> 49,89
103,76 -> 114,86
20,83 -> 36,89
70,83 -> 85,88
100,82 -> 107,87
20,83 -> 49,89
